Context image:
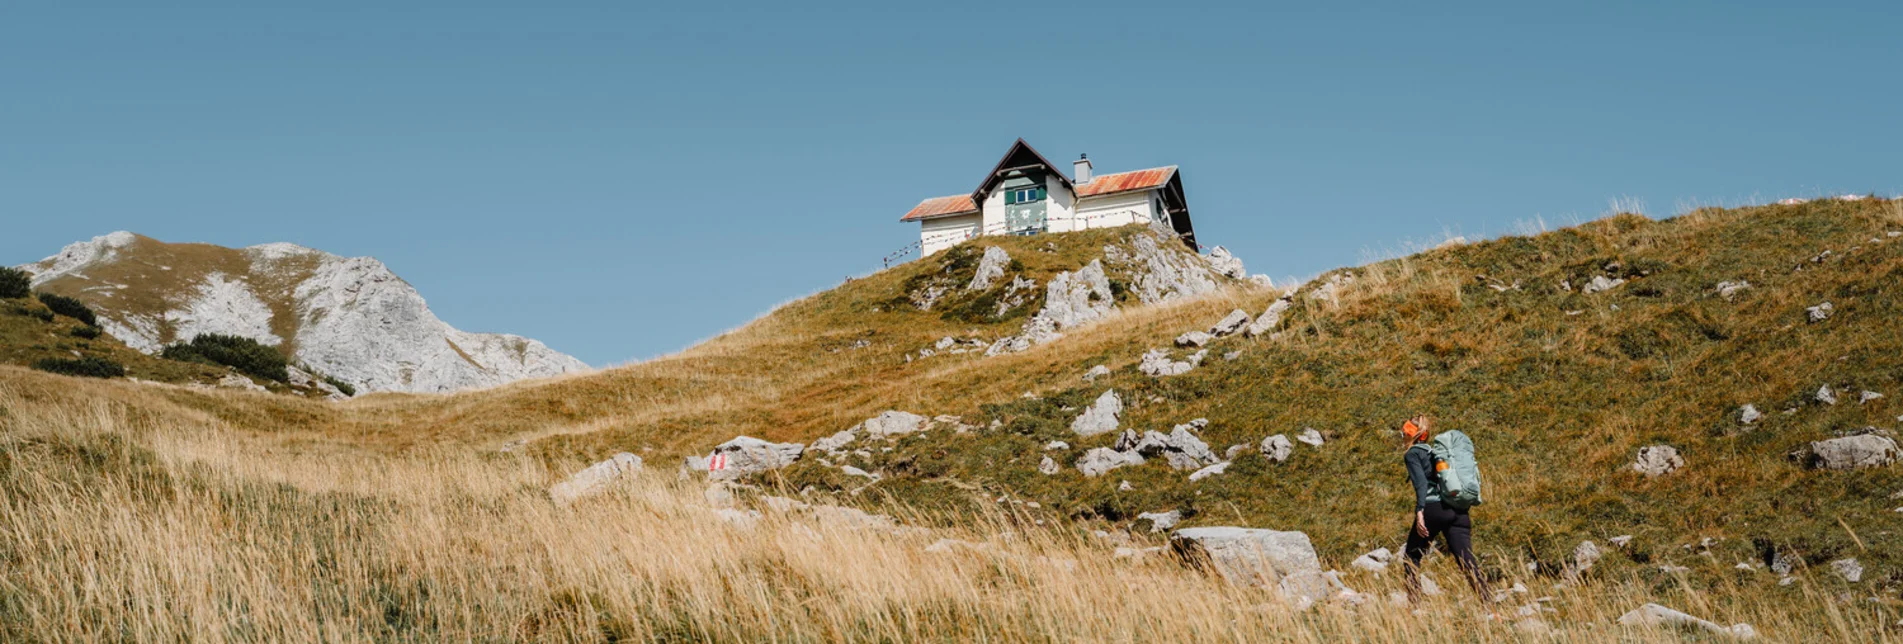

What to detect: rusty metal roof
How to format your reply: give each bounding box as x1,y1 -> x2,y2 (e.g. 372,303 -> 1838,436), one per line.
900,194 -> 980,222
1075,166 -> 1177,198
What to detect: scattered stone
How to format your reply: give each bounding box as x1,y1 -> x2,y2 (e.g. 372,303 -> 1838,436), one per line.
1038,456 -> 1060,475
1260,435 -> 1293,462
1351,548 -> 1392,572
548,453 -> 643,505
1209,309 -> 1251,337
1572,541 -> 1602,575
1118,480 -> 1134,491
700,436 -> 804,481
1659,564 -> 1690,574
1807,301 -> 1833,323
1070,390 -> 1123,436
1739,404 -> 1763,425
1715,280 -> 1752,300
1188,461 -> 1230,481
1044,440 -> 1070,451
1075,448 -> 1144,477
1224,444 -> 1249,460
1295,428 -> 1324,447
1831,557 -> 1863,583
1633,445 -> 1684,477
839,465 -> 878,479
1205,246 -> 1247,279
1769,551 -> 1797,576
1617,603 -> 1757,639
1170,527 -> 1341,602
1860,390 -> 1885,404
1175,330 -> 1213,348
1582,275 -> 1626,294
1735,562 -> 1755,572
1137,510 -> 1182,533
812,429 -> 857,453
1222,350 -> 1242,361
1138,348 -> 1200,377
1082,364 -> 1111,382
967,246 -> 1011,290
1243,296 -> 1293,338
1610,535 -> 1634,547
861,411 -> 929,437
1798,434 -> 1899,470
1816,385 -> 1838,405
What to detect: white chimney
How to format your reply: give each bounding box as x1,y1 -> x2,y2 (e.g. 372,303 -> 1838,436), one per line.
1073,153 -> 1093,184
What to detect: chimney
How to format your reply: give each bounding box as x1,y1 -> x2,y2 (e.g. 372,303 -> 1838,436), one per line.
1073,153 -> 1093,184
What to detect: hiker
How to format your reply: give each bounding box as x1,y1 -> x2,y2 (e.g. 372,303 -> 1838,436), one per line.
1400,414 -> 1491,601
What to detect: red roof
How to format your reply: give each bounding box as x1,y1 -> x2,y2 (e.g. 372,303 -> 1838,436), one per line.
900,194 -> 979,222
1075,166 -> 1177,198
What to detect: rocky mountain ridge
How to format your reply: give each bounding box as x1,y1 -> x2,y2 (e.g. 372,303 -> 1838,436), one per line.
18,232 -> 588,393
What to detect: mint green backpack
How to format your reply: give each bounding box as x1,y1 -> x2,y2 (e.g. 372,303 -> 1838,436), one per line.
1427,430 -> 1484,510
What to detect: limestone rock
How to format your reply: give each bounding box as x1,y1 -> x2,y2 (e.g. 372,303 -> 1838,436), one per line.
1716,280 -> 1752,299
1295,428 -> 1324,447
1209,309 -> 1251,337
811,429 -> 857,453
1222,350 -> 1242,361
1260,435 -> 1293,462
1170,527 -> 1337,602
1609,535 -> 1634,548
1831,557 -> 1863,583
1807,301 -> 1833,322
986,260 -> 1115,355
1187,461 -> 1230,481
1633,445 -> 1684,477
1138,510 -> 1182,533
1860,390 -> 1885,404
216,373 -> 267,392
1123,426 -> 1219,470
549,453 -> 643,505
1247,275 -> 1274,289
1617,603 -> 1757,639
705,436 -> 804,481
967,246 -> 1011,290
1139,348 -> 1200,377
1082,364 -> 1111,382
1206,246 -> 1247,279
1070,390 -> 1123,436
860,411 -> 929,438
1038,455 -> 1060,475
1351,548 -> 1392,572
1076,447 -> 1144,477
1243,296 -> 1294,338
1800,434 -> 1899,470
1114,231 -> 1223,304
1739,404 -> 1762,425
1816,385 -> 1838,405
1573,540 -> 1602,575
1175,331 -> 1213,348
1044,440 -> 1070,451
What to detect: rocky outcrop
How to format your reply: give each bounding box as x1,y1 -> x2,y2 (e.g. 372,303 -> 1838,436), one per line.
1137,510 -> 1181,533
1117,426 -> 1219,470
1796,434 -> 1898,470
19,232 -> 588,393
1107,232 -> 1222,305
1075,447 -> 1144,477
1244,297 -> 1293,338
967,246 -> 1011,290
1170,527 -> 1342,602
1070,390 -> 1123,436
1187,461 -> 1230,481
1260,435 -> 1292,462
1208,309 -> 1250,337
1139,348 -> 1205,377
1205,246 -> 1246,279
1633,445 -> 1684,477
1082,365 -> 1111,382
1174,331 -> 1212,348
987,260 -> 1115,355
859,411 -> 929,437
686,436 -> 804,481
549,453 -> 643,505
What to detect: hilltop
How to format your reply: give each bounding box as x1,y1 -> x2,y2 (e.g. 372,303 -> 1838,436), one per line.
4,198 -> 1902,639
17,232 -> 588,393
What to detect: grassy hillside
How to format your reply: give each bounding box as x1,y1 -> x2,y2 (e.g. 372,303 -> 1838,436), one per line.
0,291 -> 226,384
5,199 -> 1903,638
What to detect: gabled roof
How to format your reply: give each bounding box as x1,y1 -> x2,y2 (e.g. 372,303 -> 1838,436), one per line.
900,194 -> 980,222
1075,166 -> 1178,198
972,138 -> 1073,200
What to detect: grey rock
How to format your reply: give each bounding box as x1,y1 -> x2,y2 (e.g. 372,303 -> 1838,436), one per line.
1139,348 -> 1199,377
1222,350 -> 1242,361
839,465 -> 877,479
1070,390 -> 1123,436
1351,548 -> 1392,572
967,246 -> 1011,290
1075,447 -> 1144,477
1831,557 -> 1863,583
1816,385 -> 1838,405
1582,275 -> 1626,294
1209,309 -> 1251,337
1739,404 -> 1762,425
1861,390 -> 1885,404
860,410 -> 929,437
1243,297 -> 1294,338
1617,603 -> 1757,639
1633,445 -> 1684,477
1807,301 -> 1833,322
1716,280 -> 1752,299
1295,428 -> 1325,447
1609,535 -> 1634,548
1247,275 -> 1274,289
706,436 -> 805,481
1038,455 -> 1060,475
1801,434 -> 1899,470
985,260 -> 1115,355
1126,426 -> 1219,470
1137,510 -> 1182,533
1225,444 -> 1249,460
811,429 -> 857,453
1206,246 -> 1247,279
1170,527 -> 1332,601
548,452 -> 643,505
1043,440 -> 1070,451
1118,480 -> 1134,491
1117,232 -> 1223,304
1175,330 -> 1213,348
1260,435 -> 1293,462
1769,551 -> 1797,575
1573,540 -> 1602,574
216,373 -> 267,392
1187,461 -> 1230,481
1082,364 -> 1111,382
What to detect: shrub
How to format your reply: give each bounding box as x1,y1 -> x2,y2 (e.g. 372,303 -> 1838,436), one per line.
321,375 -> 357,397
33,356 -> 126,379
71,325 -> 103,340
0,267 -> 28,299
35,292 -> 97,326
161,333 -> 289,382
26,307 -> 55,323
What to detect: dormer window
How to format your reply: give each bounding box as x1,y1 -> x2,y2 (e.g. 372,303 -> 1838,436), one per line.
1004,187 -> 1046,204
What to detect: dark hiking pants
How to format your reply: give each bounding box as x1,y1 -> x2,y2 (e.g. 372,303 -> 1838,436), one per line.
1403,501 -> 1490,600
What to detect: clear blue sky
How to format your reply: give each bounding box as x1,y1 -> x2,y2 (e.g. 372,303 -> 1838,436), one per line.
4,2 -> 1898,366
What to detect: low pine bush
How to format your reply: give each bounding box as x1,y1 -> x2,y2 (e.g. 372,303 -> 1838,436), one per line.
71,325 -> 103,340
161,333 -> 289,383
33,356 -> 126,379
35,292 -> 97,326
321,375 -> 357,397
0,267 -> 28,299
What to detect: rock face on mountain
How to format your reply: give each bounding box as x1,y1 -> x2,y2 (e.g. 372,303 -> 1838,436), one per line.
18,232 -> 588,393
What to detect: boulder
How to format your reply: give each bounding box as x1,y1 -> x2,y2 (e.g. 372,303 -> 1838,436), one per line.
1225,444 -> 1249,460
1807,301 -> 1833,323
967,246 -> 1011,290
1117,232 -> 1223,304
1139,348 -> 1198,377
1715,280 -> 1752,300
1170,527 -> 1338,601
811,429 -> 857,453
1617,603 -> 1757,639
1243,296 -> 1294,338
1739,404 -> 1762,425
839,465 -> 878,479
1075,447 -> 1144,477
1633,445 -> 1684,477
1206,246 -> 1247,279
1082,364 -> 1111,382
1043,440 -> 1070,451
1861,390 -> 1885,404
1175,331 -> 1212,348
861,410 -> 929,437
1188,461 -> 1230,481
1351,548 -> 1392,572
1038,455 -> 1060,475
1816,385 -> 1838,405
1260,435 -> 1293,462
1831,557 -> 1863,583
1137,510 -> 1182,533
1573,540 -> 1602,574
216,373 -> 267,392
1800,434 -> 1899,470
1070,390 -> 1123,436
1295,428 -> 1325,447
705,436 -> 804,481
1209,309 -> 1251,337
1582,275 -> 1626,294
548,452 -> 644,505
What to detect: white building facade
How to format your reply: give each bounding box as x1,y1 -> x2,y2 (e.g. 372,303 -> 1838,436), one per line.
900,140 -> 1197,255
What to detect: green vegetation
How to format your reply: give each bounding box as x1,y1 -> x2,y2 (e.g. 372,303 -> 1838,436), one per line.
0,267 -> 28,299
70,325 -> 102,340
161,333 -> 289,383
34,292 -> 96,326
322,374 -> 357,397
31,356 -> 126,379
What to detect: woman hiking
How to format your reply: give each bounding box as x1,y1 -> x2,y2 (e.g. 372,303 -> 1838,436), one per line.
1400,415 -> 1491,602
